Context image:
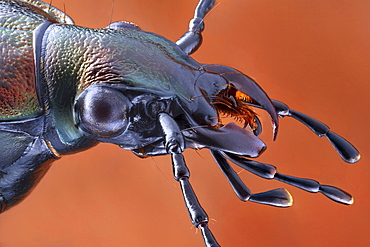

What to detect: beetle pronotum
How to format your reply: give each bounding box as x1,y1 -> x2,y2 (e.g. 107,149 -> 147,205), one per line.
0,0 -> 368,247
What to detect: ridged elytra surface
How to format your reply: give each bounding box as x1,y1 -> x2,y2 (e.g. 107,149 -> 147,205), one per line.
0,0 -> 71,119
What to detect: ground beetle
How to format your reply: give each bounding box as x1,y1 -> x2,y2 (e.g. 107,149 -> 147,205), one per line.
0,0 -> 361,246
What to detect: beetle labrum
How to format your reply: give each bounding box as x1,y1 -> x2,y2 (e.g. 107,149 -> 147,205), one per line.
0,0 -> 361,246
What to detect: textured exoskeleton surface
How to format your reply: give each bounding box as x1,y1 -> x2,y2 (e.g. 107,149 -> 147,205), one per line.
0,1 -> 363,246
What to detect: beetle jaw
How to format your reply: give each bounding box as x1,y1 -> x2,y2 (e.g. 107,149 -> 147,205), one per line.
195,65 -> 279,139
131,122 -> 267,159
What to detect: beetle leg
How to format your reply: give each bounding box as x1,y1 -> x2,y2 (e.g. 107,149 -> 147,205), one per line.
176,0 -> 215,55
0,137 -> 58,213
158,113 -> 220,247
223,152 -> 354,205
211,150 -> 293,207
271,100 -> 360,163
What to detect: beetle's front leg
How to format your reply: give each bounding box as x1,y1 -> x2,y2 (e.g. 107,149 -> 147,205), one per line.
158,113 -> 220,247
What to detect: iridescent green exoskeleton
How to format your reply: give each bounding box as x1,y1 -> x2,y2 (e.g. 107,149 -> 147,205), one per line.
0,1 -> 360,246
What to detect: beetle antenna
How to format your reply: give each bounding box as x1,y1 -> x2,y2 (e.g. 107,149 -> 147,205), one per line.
176,0 -> 217,55
195,1 -> 220,29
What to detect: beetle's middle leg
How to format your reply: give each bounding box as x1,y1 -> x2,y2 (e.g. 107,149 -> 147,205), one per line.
158,113 -> 220,247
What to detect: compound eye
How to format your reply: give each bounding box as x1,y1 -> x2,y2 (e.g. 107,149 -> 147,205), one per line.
75,86 -> 131,137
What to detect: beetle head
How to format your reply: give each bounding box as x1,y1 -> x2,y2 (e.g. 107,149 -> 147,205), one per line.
73,61 -> 278,159
68,25 -> 277,158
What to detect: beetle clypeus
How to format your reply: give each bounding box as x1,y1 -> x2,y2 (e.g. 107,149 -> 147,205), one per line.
0,0 -> 361,246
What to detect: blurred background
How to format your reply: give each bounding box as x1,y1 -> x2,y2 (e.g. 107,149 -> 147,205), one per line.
0,0 -> 369,246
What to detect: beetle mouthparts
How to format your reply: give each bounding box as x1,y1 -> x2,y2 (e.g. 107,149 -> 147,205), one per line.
183,122 -> 266,158
196,64 -> 279,140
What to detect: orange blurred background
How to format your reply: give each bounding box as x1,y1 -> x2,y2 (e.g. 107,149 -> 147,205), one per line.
0,0 -> 369,246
